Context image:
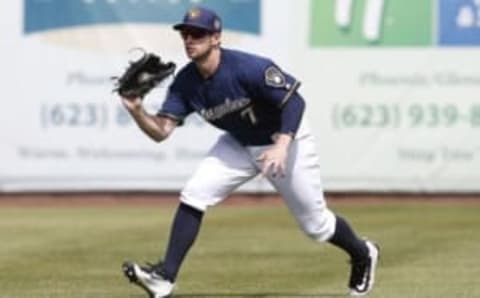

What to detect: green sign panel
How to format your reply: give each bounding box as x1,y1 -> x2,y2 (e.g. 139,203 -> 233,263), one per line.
310,0 -> 433,46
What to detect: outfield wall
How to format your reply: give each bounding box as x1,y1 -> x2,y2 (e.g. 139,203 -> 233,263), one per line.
2,0 -> 480,192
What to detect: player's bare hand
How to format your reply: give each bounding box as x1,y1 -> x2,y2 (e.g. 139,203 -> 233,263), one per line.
257,134 -> 293,178
257,145 -> 288,178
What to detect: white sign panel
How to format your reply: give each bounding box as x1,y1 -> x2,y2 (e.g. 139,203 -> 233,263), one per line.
2,0 -> 480,192
1,0 -> 289,192
294,0 -> 480,192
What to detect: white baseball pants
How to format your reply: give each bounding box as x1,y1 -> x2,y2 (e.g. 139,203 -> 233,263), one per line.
180,125 -> 336,242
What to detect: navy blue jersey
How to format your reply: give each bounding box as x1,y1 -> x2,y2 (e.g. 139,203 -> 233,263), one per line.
158,48 -> 301,146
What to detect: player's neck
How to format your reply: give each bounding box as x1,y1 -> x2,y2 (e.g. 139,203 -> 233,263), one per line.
195,47 -> 221,79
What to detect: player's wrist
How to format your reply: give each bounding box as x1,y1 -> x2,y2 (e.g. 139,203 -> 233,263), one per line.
273,133 -> 293,148
126,100 -> 144,114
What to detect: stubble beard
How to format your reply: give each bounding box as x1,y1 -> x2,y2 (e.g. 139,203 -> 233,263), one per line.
191,45 -> 214,64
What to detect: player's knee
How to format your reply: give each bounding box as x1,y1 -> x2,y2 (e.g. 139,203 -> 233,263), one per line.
180,188 -> 226,212
299,209 -> 336,242
179,191 -> 209,212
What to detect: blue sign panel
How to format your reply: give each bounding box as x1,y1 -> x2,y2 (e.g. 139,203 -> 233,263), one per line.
438,0 -> 480,46
24,0 -> 260,35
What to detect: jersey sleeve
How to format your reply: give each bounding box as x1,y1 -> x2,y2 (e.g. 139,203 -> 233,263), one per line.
156,78 -> 194,126
241,58 -> 301,108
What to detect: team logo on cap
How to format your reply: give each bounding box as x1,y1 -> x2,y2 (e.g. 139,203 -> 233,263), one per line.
188,8 -> 201,20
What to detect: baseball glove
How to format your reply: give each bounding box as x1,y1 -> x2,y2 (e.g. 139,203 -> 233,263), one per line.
113,49 -> 176,98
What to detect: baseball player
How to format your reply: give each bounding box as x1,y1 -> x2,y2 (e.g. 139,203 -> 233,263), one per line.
120,6 -> 379,298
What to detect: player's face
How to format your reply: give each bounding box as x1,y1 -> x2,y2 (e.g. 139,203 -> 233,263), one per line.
180,27 -> 220,61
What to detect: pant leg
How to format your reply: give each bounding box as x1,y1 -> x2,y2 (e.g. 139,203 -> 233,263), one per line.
181,134 -> 260,211
248,133 -> 336,242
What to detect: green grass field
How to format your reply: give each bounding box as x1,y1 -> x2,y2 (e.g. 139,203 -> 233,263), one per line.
1,200 -> 479,298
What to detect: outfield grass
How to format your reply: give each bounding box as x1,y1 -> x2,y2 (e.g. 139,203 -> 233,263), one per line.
0,201 -> 479,298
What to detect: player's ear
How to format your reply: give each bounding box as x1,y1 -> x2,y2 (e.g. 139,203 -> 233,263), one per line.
211,32 -> 221,47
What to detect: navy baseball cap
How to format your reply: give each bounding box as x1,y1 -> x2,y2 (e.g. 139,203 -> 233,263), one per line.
173,7 -> 222,33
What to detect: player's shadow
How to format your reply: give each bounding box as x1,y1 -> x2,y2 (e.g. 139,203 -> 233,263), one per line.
174,293 -> 346,297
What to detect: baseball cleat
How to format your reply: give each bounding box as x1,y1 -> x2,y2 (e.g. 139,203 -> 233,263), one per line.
122,261 -> 175,298
348,240 -> 379,296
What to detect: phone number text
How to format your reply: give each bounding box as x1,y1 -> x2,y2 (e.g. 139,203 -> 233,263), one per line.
40,103 -> 141,129
332,103 -> 480,129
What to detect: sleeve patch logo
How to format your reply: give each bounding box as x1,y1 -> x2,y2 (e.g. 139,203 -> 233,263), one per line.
265,66 -> 286,88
